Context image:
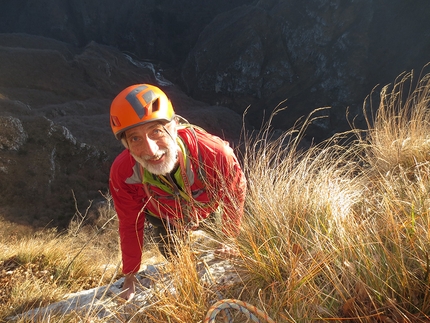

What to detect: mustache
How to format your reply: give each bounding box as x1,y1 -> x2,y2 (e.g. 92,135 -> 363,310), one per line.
142,150 -> 166,161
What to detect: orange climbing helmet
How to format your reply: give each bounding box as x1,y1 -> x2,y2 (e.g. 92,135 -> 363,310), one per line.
110,84 -> 175,139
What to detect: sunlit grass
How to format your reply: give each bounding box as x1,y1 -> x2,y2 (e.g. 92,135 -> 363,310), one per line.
0,198 -> 122,321
234,70 -> 430,322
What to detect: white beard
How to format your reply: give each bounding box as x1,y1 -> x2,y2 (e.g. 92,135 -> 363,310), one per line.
131,138 -> 179,175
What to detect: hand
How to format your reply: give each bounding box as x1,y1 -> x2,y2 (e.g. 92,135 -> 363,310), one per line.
119,274 -> 138,300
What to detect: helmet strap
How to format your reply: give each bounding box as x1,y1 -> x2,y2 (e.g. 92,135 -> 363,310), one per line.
162,119 -> 178,144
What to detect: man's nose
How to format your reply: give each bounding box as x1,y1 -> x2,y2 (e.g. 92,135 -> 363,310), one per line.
142,136 -> 159,156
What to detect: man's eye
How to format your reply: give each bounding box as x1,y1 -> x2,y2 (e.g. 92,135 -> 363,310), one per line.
130,136 -> 140,142
150,128 -> 164,139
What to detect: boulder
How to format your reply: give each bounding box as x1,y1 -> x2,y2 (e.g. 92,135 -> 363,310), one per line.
0,116 -> 27,151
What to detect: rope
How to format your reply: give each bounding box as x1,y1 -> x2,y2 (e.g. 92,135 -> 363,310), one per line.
201,260 -> 233,323
204,299 -> 276,323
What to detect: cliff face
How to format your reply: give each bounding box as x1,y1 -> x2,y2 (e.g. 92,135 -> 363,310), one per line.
182,0 -> 430,135
0,0 -> 429,226
1,0 -> 429,136
0,0 -> 253,65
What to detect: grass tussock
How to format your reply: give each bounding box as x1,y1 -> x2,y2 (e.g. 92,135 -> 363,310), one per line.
3,70 -> 430,322
136,245 -> 215,323
236,70 -> 430,322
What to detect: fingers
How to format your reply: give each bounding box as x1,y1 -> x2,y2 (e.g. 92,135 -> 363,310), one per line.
119,288 -> 135,301
118,284 -> 135,300
119,274 -> 137,300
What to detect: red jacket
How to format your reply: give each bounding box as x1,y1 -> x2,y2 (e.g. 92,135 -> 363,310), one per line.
109,127 -> 246,274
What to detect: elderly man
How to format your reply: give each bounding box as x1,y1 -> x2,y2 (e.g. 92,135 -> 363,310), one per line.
109,84 -> 246,300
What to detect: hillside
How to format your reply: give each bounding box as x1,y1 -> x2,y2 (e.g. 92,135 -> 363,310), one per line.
1,0 -> 430,227
2,71 -> 430,322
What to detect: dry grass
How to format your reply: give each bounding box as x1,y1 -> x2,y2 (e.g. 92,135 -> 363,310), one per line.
234,71 -> 430,322
3,71 -> 430,322
0,194 -> 123,321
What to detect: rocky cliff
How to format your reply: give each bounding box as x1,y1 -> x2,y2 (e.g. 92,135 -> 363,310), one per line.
182,0 -> 430,135
0,0 -> 429,227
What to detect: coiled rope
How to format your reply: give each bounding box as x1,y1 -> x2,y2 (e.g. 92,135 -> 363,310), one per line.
204,298 -> 276,323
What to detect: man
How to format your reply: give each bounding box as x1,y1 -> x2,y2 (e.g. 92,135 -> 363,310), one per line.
109,84 -> 246,300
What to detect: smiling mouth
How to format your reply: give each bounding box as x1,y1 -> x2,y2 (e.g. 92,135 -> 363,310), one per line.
146,152 -> 165,162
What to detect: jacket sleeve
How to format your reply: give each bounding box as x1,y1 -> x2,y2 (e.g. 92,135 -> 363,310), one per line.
198,132 -> 246,236
109,151 -> 146,274
217,144 -> 246,236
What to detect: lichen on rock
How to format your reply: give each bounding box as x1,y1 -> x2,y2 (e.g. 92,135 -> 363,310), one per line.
0,116 -> 28,151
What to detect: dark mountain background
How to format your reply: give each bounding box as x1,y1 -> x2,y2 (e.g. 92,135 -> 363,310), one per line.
0,0 -> 429,228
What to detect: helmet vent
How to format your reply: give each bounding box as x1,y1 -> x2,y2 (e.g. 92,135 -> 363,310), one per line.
152,98 -> 160,112
111,115 -> 121,127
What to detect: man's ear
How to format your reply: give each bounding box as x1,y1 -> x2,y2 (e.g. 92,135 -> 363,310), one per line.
172,117 -> 179,130
121,135 -> 129,149
166,117 -> 178,133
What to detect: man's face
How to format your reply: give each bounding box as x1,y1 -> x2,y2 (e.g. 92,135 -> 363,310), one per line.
125,120 -> 178,175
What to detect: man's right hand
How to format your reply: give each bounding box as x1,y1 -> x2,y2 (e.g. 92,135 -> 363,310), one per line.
119,274 -> 138,300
